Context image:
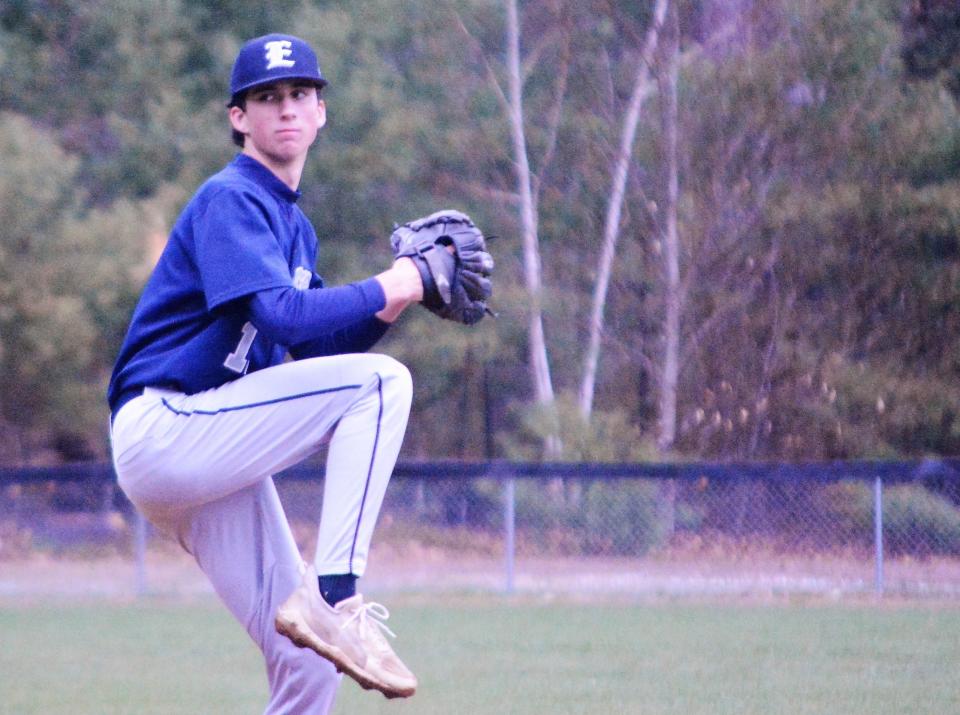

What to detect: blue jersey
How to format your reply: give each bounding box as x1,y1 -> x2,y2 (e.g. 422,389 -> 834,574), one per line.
108,154 -> 383,414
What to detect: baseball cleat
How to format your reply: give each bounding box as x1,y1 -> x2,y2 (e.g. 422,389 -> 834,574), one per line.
275,565 -> 417,699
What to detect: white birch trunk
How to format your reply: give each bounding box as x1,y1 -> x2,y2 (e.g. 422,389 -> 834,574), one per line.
579,0 -> 669,419
506,0 -> 560,456
658,3 -> 681,453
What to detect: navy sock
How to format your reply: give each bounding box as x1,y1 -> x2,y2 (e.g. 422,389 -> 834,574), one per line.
318,573 -> 358,606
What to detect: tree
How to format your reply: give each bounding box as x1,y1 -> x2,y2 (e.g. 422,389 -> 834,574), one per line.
579,0 -> 669,424
4,0 -> 960,466
655,1 -> 681,452
902,0 -> 960,100
0,112 -> 146,462
661,0 -> 960,460
450,0 -> 579,455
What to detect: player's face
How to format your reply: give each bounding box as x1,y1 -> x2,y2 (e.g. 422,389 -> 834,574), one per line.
230,81 -> 326,167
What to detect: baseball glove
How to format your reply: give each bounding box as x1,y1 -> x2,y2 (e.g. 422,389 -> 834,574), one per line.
390,209 -> 494,325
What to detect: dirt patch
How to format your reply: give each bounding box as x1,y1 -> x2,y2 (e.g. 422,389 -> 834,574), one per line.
3,526 -> 960,602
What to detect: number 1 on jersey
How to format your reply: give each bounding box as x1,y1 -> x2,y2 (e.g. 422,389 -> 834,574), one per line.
224,321 -> 258,374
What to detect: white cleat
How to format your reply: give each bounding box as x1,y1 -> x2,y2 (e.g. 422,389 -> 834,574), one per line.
275,565 -> 417,699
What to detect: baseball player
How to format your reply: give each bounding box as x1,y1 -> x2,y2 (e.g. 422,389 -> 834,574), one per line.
107,33 -> 492,713
109,32 -> 494,712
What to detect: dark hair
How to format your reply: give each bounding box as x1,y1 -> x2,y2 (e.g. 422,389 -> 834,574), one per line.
230,93 -> 247,147
229,83 -> 325,148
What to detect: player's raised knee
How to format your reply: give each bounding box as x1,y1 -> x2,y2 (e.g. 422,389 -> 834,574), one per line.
373,355 -> 412,405
379,354 -> 411,387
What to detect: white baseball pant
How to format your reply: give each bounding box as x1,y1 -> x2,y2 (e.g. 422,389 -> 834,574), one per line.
110,353 -> 413,715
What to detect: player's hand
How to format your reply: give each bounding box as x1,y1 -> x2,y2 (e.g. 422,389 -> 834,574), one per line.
374,258 -> 423,322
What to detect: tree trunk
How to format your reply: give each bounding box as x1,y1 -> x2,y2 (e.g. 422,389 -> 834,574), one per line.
506,0 -> 561,456
579,0 -> 669,419
655,2 -> 681,545
658,2 -> 681,454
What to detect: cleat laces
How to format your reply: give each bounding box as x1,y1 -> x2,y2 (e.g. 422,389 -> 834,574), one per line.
342,601 -> 397,640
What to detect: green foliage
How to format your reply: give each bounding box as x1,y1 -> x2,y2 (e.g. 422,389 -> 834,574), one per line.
902,0 -> 960,100
0,113 -> 87,435
0,111 -> 151,458
511,478 -> 669,556
661,0 -> 960,461
493,388 -> 666,556
884,484 -> 960,554
0,0 -> 232,203
579,479 -> 669,554
500,392 -> 657,462
823,481 -> 960,555
2,0 -> 960,465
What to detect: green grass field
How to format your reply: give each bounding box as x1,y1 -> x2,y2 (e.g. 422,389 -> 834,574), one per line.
1,597 -> 958,714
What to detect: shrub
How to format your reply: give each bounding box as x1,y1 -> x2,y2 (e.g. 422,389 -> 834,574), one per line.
580,480 -> 670,555
883,484 -> 960,555
822,481 -> 960,555
513,478 -> 672,556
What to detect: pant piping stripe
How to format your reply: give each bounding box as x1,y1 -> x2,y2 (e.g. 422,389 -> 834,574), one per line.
159,384 -> 362,417
348,373 -> 383,573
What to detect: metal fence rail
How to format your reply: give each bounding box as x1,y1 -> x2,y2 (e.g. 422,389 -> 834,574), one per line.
2,459 -> 959,598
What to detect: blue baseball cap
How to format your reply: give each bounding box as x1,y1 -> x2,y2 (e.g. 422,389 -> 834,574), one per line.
228,33 -> 327,106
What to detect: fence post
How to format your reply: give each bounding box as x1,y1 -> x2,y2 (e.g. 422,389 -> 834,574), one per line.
504,476 -> 515,594
873,475 -> 884,597
134,510 -> 148,597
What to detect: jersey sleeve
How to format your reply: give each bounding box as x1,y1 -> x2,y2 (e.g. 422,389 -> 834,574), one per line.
194,187 -> 296,311
288,317 -> 391,360
244,280 -> 387,346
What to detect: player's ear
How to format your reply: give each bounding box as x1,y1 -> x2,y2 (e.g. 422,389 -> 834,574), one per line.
229,105 -> 249,136
316,99 -> 327,130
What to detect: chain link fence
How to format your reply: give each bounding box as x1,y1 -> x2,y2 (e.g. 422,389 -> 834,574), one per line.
2,460 -> 959,599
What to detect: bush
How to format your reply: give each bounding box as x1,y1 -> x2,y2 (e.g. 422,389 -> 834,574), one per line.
884,484 -> 960,555
580,480 -> 670,555
513,478 -> 671,556
822,481 -> 960,555
821,481 -> 874,540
